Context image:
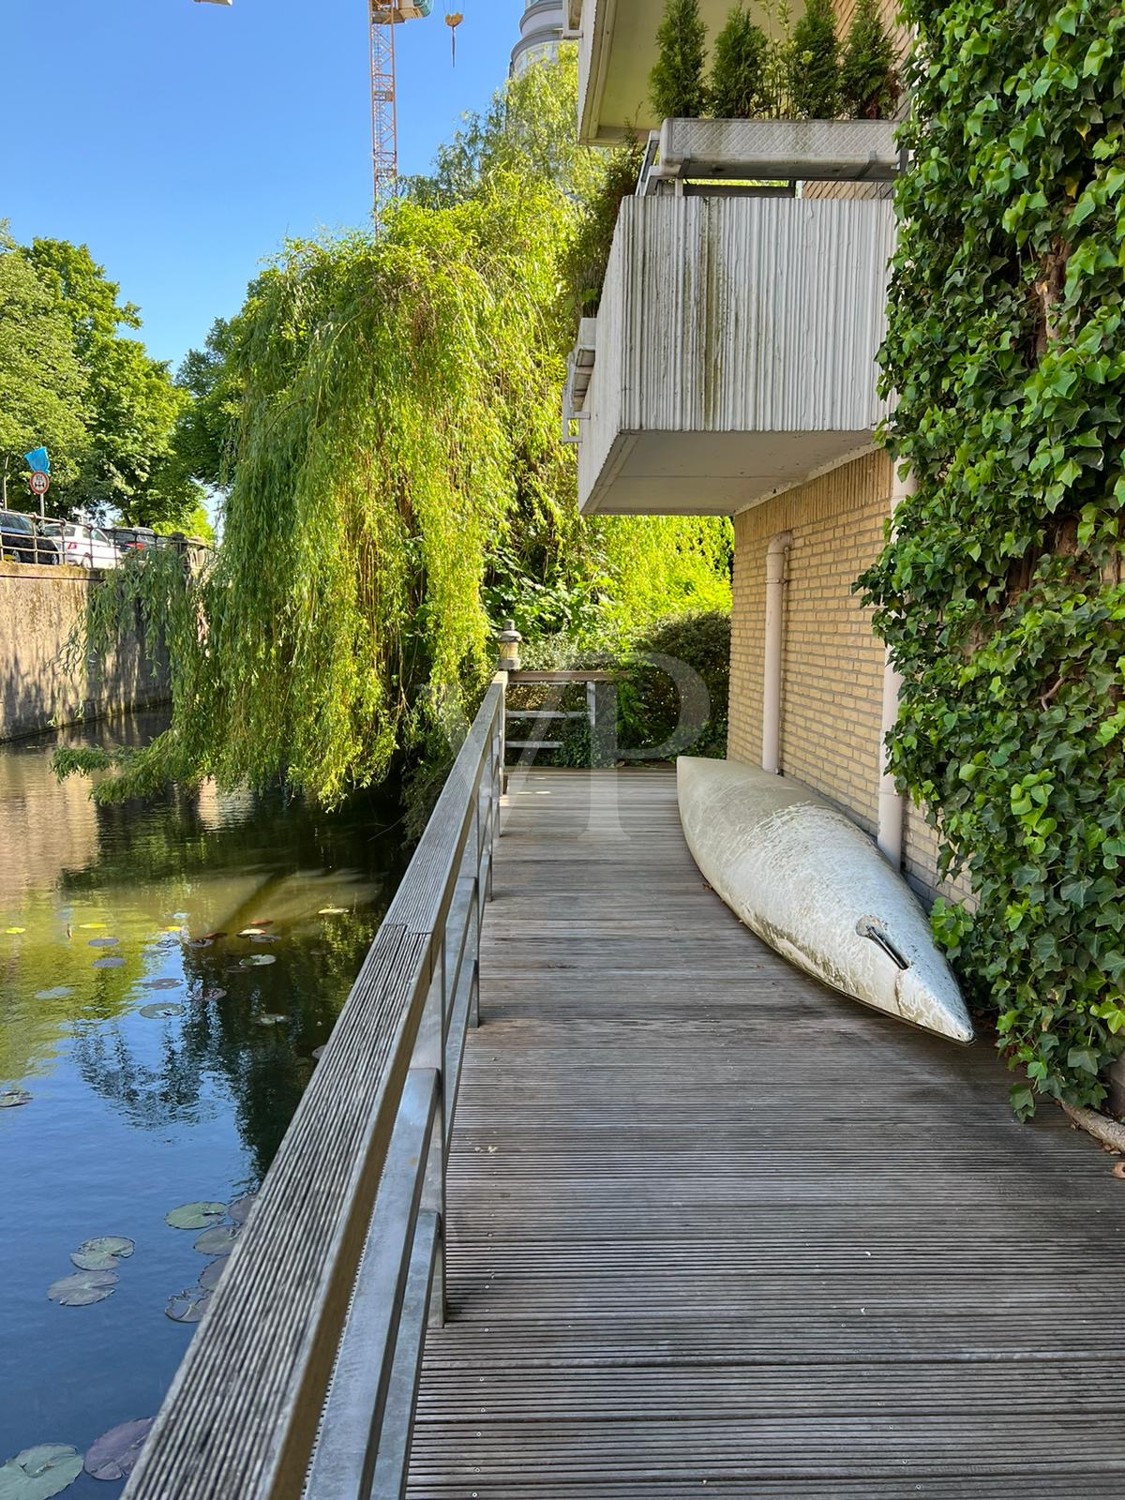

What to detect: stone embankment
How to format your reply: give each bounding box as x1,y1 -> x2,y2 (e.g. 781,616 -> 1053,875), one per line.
0,562 -> 168,740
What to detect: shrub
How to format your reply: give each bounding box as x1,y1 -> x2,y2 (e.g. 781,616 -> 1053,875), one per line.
709,6 -> 774,119
649,0 -> 709,121
617,611 -> 731,761
840,0 -> 897,119
789,0 -> 839,119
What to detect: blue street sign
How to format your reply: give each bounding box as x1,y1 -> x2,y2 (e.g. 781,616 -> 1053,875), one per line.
24,448 -> 50,474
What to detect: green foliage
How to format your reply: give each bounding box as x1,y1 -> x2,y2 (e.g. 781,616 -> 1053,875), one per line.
857,0 -> 1125,1117
171,319 -> 240,491
649,0 -> 709,120
561,137 -> 646,318
789,0 -> 840,118
68,60 -> 732,811
408,53 -> 604,213
26,239 -> 199,528
0,227 -> 88,505
617,611 -> 731,759
710,6 -> 775,119
840,0 -> 897,119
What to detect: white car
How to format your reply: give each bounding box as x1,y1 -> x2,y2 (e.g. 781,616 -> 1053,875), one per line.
61,523 -> 120,570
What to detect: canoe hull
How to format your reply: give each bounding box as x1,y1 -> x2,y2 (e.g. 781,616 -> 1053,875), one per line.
677,757 -> 973,1043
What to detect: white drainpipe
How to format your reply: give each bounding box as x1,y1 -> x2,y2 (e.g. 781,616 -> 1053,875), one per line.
761,531 -> 793,775
876,464 -> 916,866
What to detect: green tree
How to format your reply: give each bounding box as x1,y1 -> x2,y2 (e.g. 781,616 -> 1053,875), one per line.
170,319 -> 241,490
709,5 -> 774,119
649,0 -> 709,120
26,239 -> 198,525
839,0 -> 896,119
64,59 -> 731,808
789,0 -> 839,118
0,228 -> 88,507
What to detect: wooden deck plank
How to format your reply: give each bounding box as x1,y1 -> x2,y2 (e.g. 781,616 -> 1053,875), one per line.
407,768 -> 1125,1497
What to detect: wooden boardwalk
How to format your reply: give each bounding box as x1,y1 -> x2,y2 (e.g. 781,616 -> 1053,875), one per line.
407,768 -> 1125,1498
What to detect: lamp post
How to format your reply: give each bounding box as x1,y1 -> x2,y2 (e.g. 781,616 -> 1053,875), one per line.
497,620 -> 522,673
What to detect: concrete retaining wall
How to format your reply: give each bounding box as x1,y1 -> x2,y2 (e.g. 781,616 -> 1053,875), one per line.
0,563 -> 169,741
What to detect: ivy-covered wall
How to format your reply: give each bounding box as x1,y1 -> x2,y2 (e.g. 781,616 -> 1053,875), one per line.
859,0 -> 1125,1116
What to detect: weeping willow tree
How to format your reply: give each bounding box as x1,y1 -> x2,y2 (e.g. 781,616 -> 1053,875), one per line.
64,57 -> 731,807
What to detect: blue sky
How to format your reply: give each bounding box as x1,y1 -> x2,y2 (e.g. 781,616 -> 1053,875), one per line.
3,0 -> 527,372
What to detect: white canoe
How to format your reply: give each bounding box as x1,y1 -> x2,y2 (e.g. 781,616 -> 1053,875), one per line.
677,756 -> 973,1043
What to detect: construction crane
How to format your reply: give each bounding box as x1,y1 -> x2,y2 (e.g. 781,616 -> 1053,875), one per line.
371,2 -> 462,212
195,0 -> 464,213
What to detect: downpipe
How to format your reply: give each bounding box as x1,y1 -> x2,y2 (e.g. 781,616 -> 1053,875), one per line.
876,464 -> 916,867
761,531 -> 792,775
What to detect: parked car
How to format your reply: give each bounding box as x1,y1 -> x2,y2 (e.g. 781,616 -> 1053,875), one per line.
36,518 -> 67,564
106,525 -> 158,557
60,523 -> 120,570
0,509 -> 60,564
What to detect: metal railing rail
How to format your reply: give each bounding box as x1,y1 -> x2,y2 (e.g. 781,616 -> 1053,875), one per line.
124,674 -> 507,1500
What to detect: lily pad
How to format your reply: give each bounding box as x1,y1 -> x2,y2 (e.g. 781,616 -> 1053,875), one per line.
240,954 -> 276,967
255,1013 -> 287,1027
165,1201 -> 226,1231
70,1237 -> 134,1272
5,927 -> 26,936
203,988 -> 227,1002
227,1193 -> 257,1225
87,937 -> 119,949
0,1088 -> 32,1109
139,1003 -> 183,1020
92,958 -> 125,970
165,1287 -> 211,1324
34,988 -> 73,1001
194,1224 -> 238,1256
0,1444 -> 84,1500
83,1419 -> 154,1482
47,1270 -> 118,1307
318,907 -> 349,916
144,977 -> 181,991
198,1258 -> 226,1290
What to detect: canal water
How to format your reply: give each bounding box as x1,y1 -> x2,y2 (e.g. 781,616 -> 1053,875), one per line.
0,714 -> 405,1494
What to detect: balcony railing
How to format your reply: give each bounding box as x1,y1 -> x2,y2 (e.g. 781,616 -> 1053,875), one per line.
571,194 -> 896,516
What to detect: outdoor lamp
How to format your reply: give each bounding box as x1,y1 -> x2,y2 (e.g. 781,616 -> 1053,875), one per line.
497,620 -> 522,672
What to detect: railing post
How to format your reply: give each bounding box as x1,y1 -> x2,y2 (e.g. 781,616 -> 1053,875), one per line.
416,938 -> 447,1328
588,677 -> 618,768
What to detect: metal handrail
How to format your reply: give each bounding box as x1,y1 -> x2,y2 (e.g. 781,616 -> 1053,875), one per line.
124,673 -> 507,1500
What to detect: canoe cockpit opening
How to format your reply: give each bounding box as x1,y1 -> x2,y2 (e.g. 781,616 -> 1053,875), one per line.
856,918 -> 910,971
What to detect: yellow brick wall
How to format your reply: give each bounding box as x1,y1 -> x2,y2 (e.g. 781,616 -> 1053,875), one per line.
728,450 -> 961,901
729,452 -> 889,833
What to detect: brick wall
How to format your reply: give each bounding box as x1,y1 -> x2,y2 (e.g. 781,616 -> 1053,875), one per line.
729,451 -> 888,830
728,451 -> 962,902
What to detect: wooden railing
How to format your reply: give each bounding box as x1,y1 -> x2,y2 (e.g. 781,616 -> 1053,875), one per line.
124,675 -> 507,1500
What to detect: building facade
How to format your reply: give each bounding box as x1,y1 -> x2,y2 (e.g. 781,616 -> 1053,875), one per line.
510,0 -> 566,76
564,0 -> 962,901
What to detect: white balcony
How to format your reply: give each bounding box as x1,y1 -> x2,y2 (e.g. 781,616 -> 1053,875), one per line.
573,195 -> 896,516
573,0 -> 800,145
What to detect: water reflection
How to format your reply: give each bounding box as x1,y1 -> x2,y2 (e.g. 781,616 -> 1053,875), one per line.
0,713 -> 405,1488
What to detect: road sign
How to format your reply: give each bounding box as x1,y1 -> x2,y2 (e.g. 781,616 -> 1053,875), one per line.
29,471 -> 50,496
